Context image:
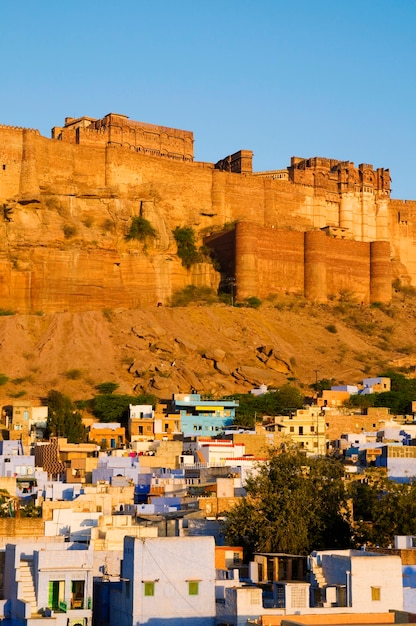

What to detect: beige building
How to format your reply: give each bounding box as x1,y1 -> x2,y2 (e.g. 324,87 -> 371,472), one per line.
274,407 -> 326,455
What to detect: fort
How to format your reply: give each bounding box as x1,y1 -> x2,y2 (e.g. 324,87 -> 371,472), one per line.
0,112 -> 415,312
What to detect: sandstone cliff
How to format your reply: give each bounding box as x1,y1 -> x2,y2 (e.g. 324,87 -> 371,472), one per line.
2,115 -> 416,314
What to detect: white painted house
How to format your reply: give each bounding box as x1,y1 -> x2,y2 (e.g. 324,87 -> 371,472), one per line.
106,535 -> 216,626
1,540 -> 93,626
310,549 -> 403,611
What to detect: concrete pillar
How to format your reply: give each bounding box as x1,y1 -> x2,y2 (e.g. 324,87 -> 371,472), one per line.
304,231 -> 327,302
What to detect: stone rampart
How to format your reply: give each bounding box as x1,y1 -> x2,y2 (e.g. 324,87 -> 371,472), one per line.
219,223 -> 392,303
0,113 -> 415,310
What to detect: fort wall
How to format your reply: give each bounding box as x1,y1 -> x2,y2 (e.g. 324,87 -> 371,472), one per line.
234,223 -> 305,299
0,113 -> 414,311
223,224 -> 391,304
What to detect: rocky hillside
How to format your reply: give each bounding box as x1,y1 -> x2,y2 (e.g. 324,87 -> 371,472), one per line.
0,288 -> 415,405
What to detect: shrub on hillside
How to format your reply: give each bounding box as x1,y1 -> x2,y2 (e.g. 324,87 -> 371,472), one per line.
173,226 -> 201,268
170,285 -> 217,307
126,216 -> 157,243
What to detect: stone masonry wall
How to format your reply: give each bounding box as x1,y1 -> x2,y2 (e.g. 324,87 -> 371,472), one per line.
0,114 -> 414,311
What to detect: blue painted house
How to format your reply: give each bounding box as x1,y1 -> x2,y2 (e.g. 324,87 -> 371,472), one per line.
167,394 -> 238,436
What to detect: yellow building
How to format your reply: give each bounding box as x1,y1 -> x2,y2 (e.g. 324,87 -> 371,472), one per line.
274,407 -> 326,455
154,411 -> 181,441
88,422 -> 126,450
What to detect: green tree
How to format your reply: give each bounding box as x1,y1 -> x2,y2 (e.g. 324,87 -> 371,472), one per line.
45,390 -> 86,443
310,378 -> 334,393
344,370 -> 416,414
224,446 -> 351,559
173,226 -> 201,268
348,471 -> 416,547
230,386 -> 304,429
91,393 -> 158,425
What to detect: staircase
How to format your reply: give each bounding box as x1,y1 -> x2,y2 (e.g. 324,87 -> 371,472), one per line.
310,557 -> 327,588
19,559 -> 37,611
309,554 -> 329,607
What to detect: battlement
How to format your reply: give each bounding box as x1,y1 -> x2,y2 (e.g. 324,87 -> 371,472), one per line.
288,155 -> 390,194
51,112 -> 194,161
0,124 -> 40,134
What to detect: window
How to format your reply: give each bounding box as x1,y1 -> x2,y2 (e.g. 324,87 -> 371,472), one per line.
290,426 -> 294,433
144,582 -> 155,596
188,581 -> 199,595
48,580 -> 65,610
371,586 -> 381,601
310,425 -> 315,432
299,426 -> 304,435
233,552 -> 241,564
71,580 -> 85,609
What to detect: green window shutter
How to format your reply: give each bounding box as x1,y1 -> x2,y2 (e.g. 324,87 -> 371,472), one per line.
144,582 -> 155,597
188,581 -> 199,595
48,582 -> 54,607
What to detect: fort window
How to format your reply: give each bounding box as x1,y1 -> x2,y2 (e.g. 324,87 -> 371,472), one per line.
2,164 -> 5,170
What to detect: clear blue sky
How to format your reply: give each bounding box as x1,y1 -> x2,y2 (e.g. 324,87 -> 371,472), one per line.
1,0 -> 415,199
